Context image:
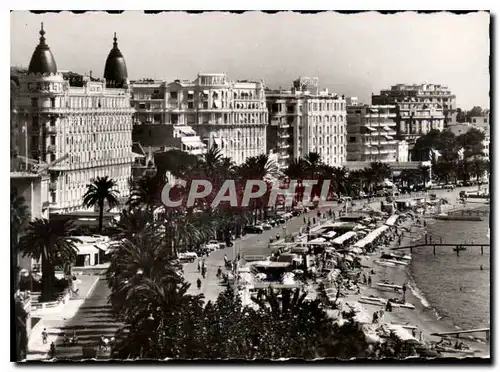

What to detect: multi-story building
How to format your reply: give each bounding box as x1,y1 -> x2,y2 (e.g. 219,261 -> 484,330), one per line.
372,83 -> 451,143
12,25 -> 135,213
130,73 -> 268,165
130,79 -> 166,125
164,73 -> 267,165
346,105 -> 399,162
447,123 -> 490,160
267,77 -> 347,169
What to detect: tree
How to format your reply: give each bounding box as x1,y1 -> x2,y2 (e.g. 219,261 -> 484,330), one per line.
11,191 -> 30,290
331,166 -> 349,196
418,165 -> 431,185
83,176 -> 120,233
17,219 -> 80,301
456,108 -> 466,123
466,106 -> 483,121
304,152 -> 323,179
127,175 -> 163,212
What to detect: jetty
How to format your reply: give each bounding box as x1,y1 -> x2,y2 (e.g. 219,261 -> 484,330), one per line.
431,328 -> 490,342
391,243 -> 490,256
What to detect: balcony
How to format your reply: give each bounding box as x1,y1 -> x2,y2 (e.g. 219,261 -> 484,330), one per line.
46,126 -> 57,134
279,133 -> 291,139
49,181 -> 57,191
47,145 -> 56,153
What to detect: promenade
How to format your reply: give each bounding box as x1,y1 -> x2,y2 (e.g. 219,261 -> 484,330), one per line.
26,276 -> 119,361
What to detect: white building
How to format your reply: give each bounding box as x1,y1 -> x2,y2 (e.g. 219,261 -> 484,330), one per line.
12,25 -> 135,213
267,77 -> 347,168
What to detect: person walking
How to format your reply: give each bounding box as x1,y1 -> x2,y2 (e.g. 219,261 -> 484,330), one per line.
48,342 -> 56,359
201,266 -> 207,279
402,282 -> 407,303
217,266 -> 222,278
223,254 -> 228,265
42,328 -> 48,344
197,278 -> 202,290
197,260 -> 201,272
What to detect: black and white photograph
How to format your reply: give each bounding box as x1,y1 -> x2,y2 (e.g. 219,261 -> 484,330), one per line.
10,9 -> 491,362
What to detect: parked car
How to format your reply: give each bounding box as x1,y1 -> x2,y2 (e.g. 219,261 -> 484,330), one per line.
218,242 -> 227,249
178,252 -> 198,263
267,220 -> 277,227
444,184 -> 455,190
205,240 -> 220,251
261,223 -> 272,230
244,225 -> 264,234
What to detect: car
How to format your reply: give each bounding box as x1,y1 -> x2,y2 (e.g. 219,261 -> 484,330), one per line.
267,220 -> 277,227
443,184 -> 455,190
274,217 -> 285,224
178,252 -> 198,263
244,225 -> 264,234
205,240 -> 220,251
261,223 -> 272,230
218,242 -> 227,249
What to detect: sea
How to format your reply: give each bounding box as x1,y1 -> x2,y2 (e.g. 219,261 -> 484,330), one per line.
409,206 -> 491,331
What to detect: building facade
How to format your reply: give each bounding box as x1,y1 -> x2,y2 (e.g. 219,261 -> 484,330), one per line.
12,25 -> 135,213
130,74 -> 268,165
372,83 -> 451,143
346,105 -> 398,162
267,77 -> 347,169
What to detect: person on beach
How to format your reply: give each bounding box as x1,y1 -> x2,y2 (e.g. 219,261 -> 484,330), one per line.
42,328 -> 48,344
223,254 -> 228,265
480,265 -> 484,270
402,283 -> 407,302
237,253 -> 241,262
197,278 -> 202,290
48,342 -> 56,359
197,260 -> 201,272
217,266 -> 222,278
368,276 -> 372,286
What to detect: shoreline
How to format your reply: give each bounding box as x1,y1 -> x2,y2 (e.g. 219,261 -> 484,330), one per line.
358,206 -> 490,358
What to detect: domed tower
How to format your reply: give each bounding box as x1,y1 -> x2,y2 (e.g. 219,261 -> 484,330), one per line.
28,23 -> 57,75
104,33 -> 128,88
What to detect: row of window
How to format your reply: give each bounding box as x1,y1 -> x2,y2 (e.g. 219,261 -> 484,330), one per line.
308,125 -> 345,135
30,96 -> 130,109
309,136 -> 345,146
67,149 -> 130,165
64,167 -> 129,186
308,115 -> 345,124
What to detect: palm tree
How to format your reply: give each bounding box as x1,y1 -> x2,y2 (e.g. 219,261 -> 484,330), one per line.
17,219 -> 80,301
238,154 -> 277,222
127,175 -> 163,212
83,176 -> 120,233
112,208 -> 156,241
11,191 -> 30,290
303,152 -> 322,179
331,166 -> 349,196
283,158 -> 309,202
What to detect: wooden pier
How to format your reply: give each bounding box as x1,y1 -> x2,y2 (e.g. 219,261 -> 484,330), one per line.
391,243 -> 490,256
431,328 -> 490,342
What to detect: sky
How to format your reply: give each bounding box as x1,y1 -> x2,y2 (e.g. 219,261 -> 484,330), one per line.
10,11 -> 490,109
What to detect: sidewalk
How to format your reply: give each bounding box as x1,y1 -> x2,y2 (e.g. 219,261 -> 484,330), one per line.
26,274 -> 100,361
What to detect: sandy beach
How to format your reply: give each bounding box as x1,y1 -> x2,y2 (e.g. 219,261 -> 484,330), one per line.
353,203 -> 490,358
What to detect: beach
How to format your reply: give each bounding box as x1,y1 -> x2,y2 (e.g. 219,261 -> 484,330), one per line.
351,195 -> 490,358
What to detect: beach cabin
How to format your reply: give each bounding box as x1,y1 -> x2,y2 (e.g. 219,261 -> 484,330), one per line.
331,231 -> 357,249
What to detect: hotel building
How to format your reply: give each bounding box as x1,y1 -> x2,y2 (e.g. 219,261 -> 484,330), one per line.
131,73 -> 268,165
266,77 -> 347,169
11,25 -> 135,213
346,104 -> 399,162
372,83 -> 451,143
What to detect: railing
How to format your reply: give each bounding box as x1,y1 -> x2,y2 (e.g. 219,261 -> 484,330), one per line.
47,145 -> 56,153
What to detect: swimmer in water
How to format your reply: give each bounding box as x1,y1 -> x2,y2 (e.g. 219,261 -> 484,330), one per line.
480,265 -> 484,270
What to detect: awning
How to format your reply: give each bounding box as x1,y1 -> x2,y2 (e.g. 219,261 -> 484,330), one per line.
384,135 -> 394,140
76,244 -> 100,255
385,214 -> 400,227
383,126 -> 393,131
188,90 -> 194,94
203,90 -> 209,94
181,137 -> 205,148
366,127 -> 376,131
177,126 -> 197,136
332,231 -> 357,245
309,237 -> 326,244
322,231 -> 337,239
131,152 -> 146,158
